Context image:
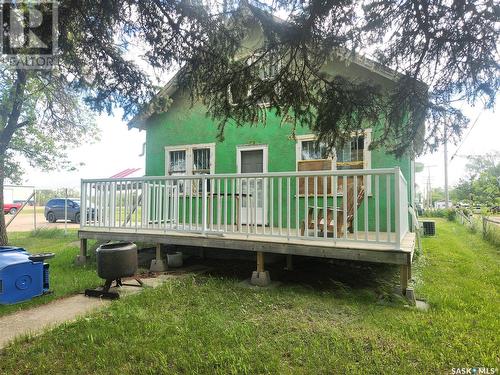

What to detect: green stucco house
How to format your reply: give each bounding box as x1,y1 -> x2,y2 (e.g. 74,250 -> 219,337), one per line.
78,13 -> 419,292
132,53 -> 416,233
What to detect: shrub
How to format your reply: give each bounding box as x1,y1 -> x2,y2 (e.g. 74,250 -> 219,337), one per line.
421,208 -> 456,220
445,209 -> 457,222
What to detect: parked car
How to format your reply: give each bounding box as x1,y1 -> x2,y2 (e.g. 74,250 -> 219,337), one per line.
3,202 -> 22,215
473,204 -> 482,214
13,199 -> 34,206
44,198 -> 82,223
490,205 -> 500,214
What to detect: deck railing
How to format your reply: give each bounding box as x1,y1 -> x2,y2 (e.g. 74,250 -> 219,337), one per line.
80,168 -> 409,249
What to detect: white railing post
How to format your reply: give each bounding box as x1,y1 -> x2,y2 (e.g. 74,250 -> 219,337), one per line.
80,180 -> 85,228
110,181 -> 116,228
399,171 -> 409,240
79,169 -> 410,247
142,181 -> 148,227
394,167 -> 401,250
201,175 -> 207,234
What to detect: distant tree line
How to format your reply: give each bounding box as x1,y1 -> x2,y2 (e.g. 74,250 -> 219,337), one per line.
34,189 -> 80,206
451,152 -> 500,206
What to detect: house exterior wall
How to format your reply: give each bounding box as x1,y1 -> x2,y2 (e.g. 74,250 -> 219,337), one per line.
144,92 -> 413,232
139,15 -> 418,233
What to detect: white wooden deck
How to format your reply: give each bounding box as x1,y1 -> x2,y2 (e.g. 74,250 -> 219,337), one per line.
78,169 -> 415,271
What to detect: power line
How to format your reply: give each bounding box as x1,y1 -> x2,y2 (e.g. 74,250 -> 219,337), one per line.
450,110 -> 484,161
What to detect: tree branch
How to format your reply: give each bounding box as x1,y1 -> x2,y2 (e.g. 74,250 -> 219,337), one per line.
0,70 -> 27,152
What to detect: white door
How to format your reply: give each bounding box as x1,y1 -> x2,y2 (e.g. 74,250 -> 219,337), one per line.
237,146 -> 268,225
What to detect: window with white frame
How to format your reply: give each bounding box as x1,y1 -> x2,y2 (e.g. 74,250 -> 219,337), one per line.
296,132 -> 371,170
168,150 -> 187,175
300,140 -> 328,160
296,131 -> 372,195
165,143 -> 215,176
296,136 -> 334,195
165,144 -> 215,193
192,148 -> 211,174
336,134 -> 366,170
257,52 -> 281,81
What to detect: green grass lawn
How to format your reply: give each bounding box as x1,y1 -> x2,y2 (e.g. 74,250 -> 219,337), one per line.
0,229 -> 100,317
0,219 -> 499,374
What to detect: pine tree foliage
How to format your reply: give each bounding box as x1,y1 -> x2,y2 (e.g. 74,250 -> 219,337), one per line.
0,0 -> 498,245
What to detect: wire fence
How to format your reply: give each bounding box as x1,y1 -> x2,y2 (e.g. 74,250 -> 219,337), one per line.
456,210 -> 500,248
4,186 -> 78,234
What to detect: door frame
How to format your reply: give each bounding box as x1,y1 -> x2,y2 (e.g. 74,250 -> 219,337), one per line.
236,144 -> 269,226
236,144 -> 268,174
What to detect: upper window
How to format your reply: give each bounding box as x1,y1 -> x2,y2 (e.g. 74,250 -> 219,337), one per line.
258,55 -> 280,81
228,52 -> 281,108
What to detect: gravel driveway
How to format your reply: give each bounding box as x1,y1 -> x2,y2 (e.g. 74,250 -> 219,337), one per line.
6,207 -> 80,232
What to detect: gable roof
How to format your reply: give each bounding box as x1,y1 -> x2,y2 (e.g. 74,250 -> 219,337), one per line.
128,8 -> 404,130
128,50 -> 401,130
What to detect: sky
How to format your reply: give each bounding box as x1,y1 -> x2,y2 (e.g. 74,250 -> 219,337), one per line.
20,101 -> 499,192
22,111 -> 146,189
414,104 -> 499,194
17,4 -> 499,192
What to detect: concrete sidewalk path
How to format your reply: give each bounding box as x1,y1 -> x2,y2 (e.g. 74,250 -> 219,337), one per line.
0,274 -> 172,349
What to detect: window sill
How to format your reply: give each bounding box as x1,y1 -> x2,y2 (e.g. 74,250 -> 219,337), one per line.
295,193 -> 373,198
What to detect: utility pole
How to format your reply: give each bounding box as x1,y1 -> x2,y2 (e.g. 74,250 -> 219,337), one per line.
427,168 -> 432,208
424,165 -> 437,209
444,121 -> 450,208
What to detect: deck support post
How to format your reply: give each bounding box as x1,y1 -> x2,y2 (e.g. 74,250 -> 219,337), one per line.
75,238 -> 88,265
285,254 -> 293,271
400,264 -> 411,294
251,251 -> 271,287
150,243 -> 167,272
399,251 -> 416,304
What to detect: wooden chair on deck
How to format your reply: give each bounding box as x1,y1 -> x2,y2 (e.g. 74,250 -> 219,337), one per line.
301,179 -> 365,238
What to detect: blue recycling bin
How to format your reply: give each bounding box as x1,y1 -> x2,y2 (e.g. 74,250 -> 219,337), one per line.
0,247 -> 52,305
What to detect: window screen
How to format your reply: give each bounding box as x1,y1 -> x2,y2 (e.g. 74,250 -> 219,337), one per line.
193,148 -> 210,174
168,150 -> 186,174
337,135 -> 364,170
301,141 -> 328,160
